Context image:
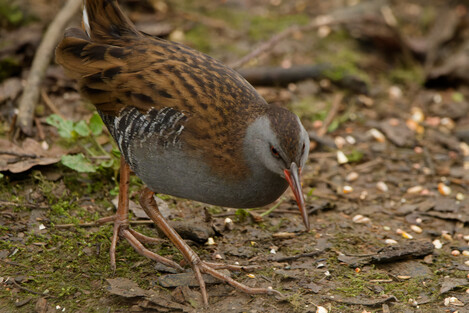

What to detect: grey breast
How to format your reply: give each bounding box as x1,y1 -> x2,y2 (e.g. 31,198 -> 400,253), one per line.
100,106 -> 288,208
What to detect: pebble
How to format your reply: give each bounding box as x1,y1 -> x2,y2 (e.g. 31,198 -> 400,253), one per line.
352,215 -> 370,224
410,225 -> 422,234
376,181 -> 389,192
432,239 -> 443,249
346,172 -> 359,182
337,151 -> 348,164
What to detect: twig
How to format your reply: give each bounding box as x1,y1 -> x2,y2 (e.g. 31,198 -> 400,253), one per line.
10,278 -> 46,297
16,0 -> 81,135
41,89 -> 64,119
0,200 -> 49,209
34,117 -> 45,141
317,93 -> 343,137
0,151 -> 38,158
272,250 -> 325,262
229,15 -> 337,69
54,219 -> 155,229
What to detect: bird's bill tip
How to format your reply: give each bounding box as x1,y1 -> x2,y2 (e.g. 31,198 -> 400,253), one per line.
284,163 -> 310,231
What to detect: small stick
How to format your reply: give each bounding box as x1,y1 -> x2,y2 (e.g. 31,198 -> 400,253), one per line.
229,15 -> 337,69
34,117 -> 45,141
16,0 -> 81,135
41,89 -> 64,119
317,93 -> 343,137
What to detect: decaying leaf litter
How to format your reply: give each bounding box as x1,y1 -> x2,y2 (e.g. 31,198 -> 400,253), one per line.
1,0 -> 469,312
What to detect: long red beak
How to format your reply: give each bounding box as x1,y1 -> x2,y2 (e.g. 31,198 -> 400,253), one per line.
284,162 -> 310,230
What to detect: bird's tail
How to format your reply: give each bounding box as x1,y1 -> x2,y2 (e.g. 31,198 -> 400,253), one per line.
82,0 -> 141,42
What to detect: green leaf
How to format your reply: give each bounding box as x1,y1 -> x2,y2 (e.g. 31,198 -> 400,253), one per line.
452,92 -> 464,102
61,154 -> 97,173
58,120 -> 75,139
235,208 -> 249,222
74,120 -> 90,137
45,114 -> 63,129
89,113 -> 104,136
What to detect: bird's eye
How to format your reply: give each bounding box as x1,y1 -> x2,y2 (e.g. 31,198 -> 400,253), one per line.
301,143 -> 305,154
270,146 -> 280,158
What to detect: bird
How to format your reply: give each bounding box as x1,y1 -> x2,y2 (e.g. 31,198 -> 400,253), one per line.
56,0 -> 310,306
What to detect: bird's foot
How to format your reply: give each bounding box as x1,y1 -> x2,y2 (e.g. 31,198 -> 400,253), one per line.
96,214 -> 183,273
139,188 -> 282,306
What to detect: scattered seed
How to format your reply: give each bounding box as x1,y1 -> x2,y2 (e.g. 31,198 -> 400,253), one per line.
270,249 -> 277,254
345,136 -> 356,145
224,217 -> 234,231
41,141 -> 49,150
358,94 -> 374,106
360,190 -> 368,200
376,181 -> 389,192
389,86 -> 402,99
408,298 -> 418,307
342,185 -> 353,194
465,261 -> 469,266
441,232 -> 453,241
354,267 -> 361,273
352,215 -> 370,224
464,235 -> 469,241
462,251 -> 469,257
407,185 -> 423,194
397,275 -> 411,280
346,172 -> 359,182
324,270 -> 331,277
452,250 -> 461,256
368,128 -> 386,142
215,254 -> 223,260
432,239 -> 443,249
272,232 -> 296,239
415,218 -> 423,224
438,183 -> 451,196
334,136 -> 346,149
385,239 -> 398,245
38,224 -> 46,230
410,225 -> 422,234
316,306 -> 328,313
206,237 -> 215,245
317,263 -> 325,268
440,117 -> 455,130
456,193 -> 465,201
247,274 -> 255,279
444,296 -> 464,307
411,107 -> 425,123
401,231 -> 413,239
383,226 -> 391,231
337,150 -> 348,164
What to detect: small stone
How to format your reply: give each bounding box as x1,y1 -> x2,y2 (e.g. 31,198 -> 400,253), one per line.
433,239 -> 443,249
410,225 -> 422,234
346,172 -> 359,182
376,181 -> 389,192
452,250 -> 461,256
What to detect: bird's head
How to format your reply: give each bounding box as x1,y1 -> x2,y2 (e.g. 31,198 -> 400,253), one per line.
245,105 -> 310,230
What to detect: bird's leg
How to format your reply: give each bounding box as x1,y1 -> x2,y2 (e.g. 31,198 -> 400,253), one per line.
139,187 -> 281,306
97,157 -> 183,272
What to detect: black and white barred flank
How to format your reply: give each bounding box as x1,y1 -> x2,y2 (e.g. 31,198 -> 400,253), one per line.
100,106 -> 187,168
